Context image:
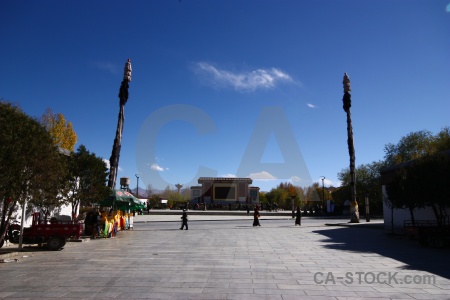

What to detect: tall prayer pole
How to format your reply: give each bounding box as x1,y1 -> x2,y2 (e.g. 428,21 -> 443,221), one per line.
108,59 -> 132,189
342,73 -> 359,223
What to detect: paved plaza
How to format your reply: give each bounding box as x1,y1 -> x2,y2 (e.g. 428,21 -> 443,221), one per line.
1,214 -> 449,299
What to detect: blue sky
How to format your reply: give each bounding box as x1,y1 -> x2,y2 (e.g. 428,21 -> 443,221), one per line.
1,0 -> 449,192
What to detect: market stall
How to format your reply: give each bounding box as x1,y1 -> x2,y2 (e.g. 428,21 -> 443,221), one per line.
94,189 -> 146,237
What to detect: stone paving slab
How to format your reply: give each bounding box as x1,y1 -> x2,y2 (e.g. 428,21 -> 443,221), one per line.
0,217 -> 449,299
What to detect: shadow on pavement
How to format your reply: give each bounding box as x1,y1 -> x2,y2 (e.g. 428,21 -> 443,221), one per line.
313,226 -> 450,280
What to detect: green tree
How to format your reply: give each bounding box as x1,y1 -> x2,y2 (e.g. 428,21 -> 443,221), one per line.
417,153 -> 450,224
0,101 -> 64,245
27,152 -> 67,219
41,108 -> 78,151
384,130 -> 434,166
160,186 -> 188,209
265,182 -> 307,210
337,160 -> 386,215
259,192 -> 267,205
304,183 -> 320,203
432,126 -> 450,153
169,192 -> 184,202
64,145 -> 110,217
385,167 -> 424,226
266,185 -> 289,210
162,185 -> 173,200
383,127 -> 450,224
294,186 -> 306,208
180,186 -> 191,201
315,184 -> 331,205
148,194 -> 160,209
146,184 -> 154,197
390,153 -> 450,225
331,185 -> 351,213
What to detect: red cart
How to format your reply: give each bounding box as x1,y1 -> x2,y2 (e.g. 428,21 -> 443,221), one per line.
7,212 -> 83,251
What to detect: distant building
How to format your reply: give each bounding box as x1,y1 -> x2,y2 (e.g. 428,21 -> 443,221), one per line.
249,186 -> 260,204
191,177 -> 259,205
190,186 -> 202,203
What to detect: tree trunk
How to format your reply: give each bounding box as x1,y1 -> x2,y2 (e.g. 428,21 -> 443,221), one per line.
391,204 -> 394,234
430,203 -> 441,226
72,200 -> 80,220
108,78 -> 129,190
408,207 -> 415,226
343,92 -> 359,223
0,200 -> 15,246
440,205 -> 448,225
108,105 -> 124,189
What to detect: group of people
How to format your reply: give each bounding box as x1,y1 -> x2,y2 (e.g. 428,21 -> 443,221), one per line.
253,206 -> 302,226
178,205 -> 302,230
84,210 -> 135,238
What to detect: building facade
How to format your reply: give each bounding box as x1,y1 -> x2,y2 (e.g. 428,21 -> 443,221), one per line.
191,177 -> 259,205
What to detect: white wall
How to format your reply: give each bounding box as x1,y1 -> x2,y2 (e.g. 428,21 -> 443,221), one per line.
12,202 -> 77,228
382,185 -> 437,233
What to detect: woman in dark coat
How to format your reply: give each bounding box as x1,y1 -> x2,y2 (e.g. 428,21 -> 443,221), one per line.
295,207 -> 302,226
253,207 -> 261,226
180,209 -> 188,230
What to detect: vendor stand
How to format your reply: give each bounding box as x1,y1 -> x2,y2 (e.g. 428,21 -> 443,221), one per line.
96,189 -> 146,237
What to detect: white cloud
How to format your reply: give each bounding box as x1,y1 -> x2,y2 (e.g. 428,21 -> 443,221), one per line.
317,177 -> 334,187
92,61 -> 118,75
193,62 -> 294,91
220,174 -> 237,178
291,176 -> 303,183
103,159 -> 110,169
248,171 -> 277,180
103,159 -> 123,172
150,163 -> 165,172
306,103 -> 315,108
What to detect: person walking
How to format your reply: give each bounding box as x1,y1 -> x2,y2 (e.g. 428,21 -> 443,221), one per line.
180,209 -> 188,230
295,206 -> 302,226
253,206 -> 261,226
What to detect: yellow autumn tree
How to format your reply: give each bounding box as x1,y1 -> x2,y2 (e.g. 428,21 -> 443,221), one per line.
41,108 -> 78,151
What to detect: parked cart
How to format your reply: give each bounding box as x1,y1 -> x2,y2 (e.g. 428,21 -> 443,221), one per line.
5,212 -> 83,251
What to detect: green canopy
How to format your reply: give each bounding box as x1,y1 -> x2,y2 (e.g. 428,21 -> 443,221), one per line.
99,189 -> 146,211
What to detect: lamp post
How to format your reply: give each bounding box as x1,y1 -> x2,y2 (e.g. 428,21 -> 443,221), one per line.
321,176 -> 325,212
107,59 -> 132,189
135,174 -> 140,198
342,73 -> 359,223
291,196 -> 295,218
